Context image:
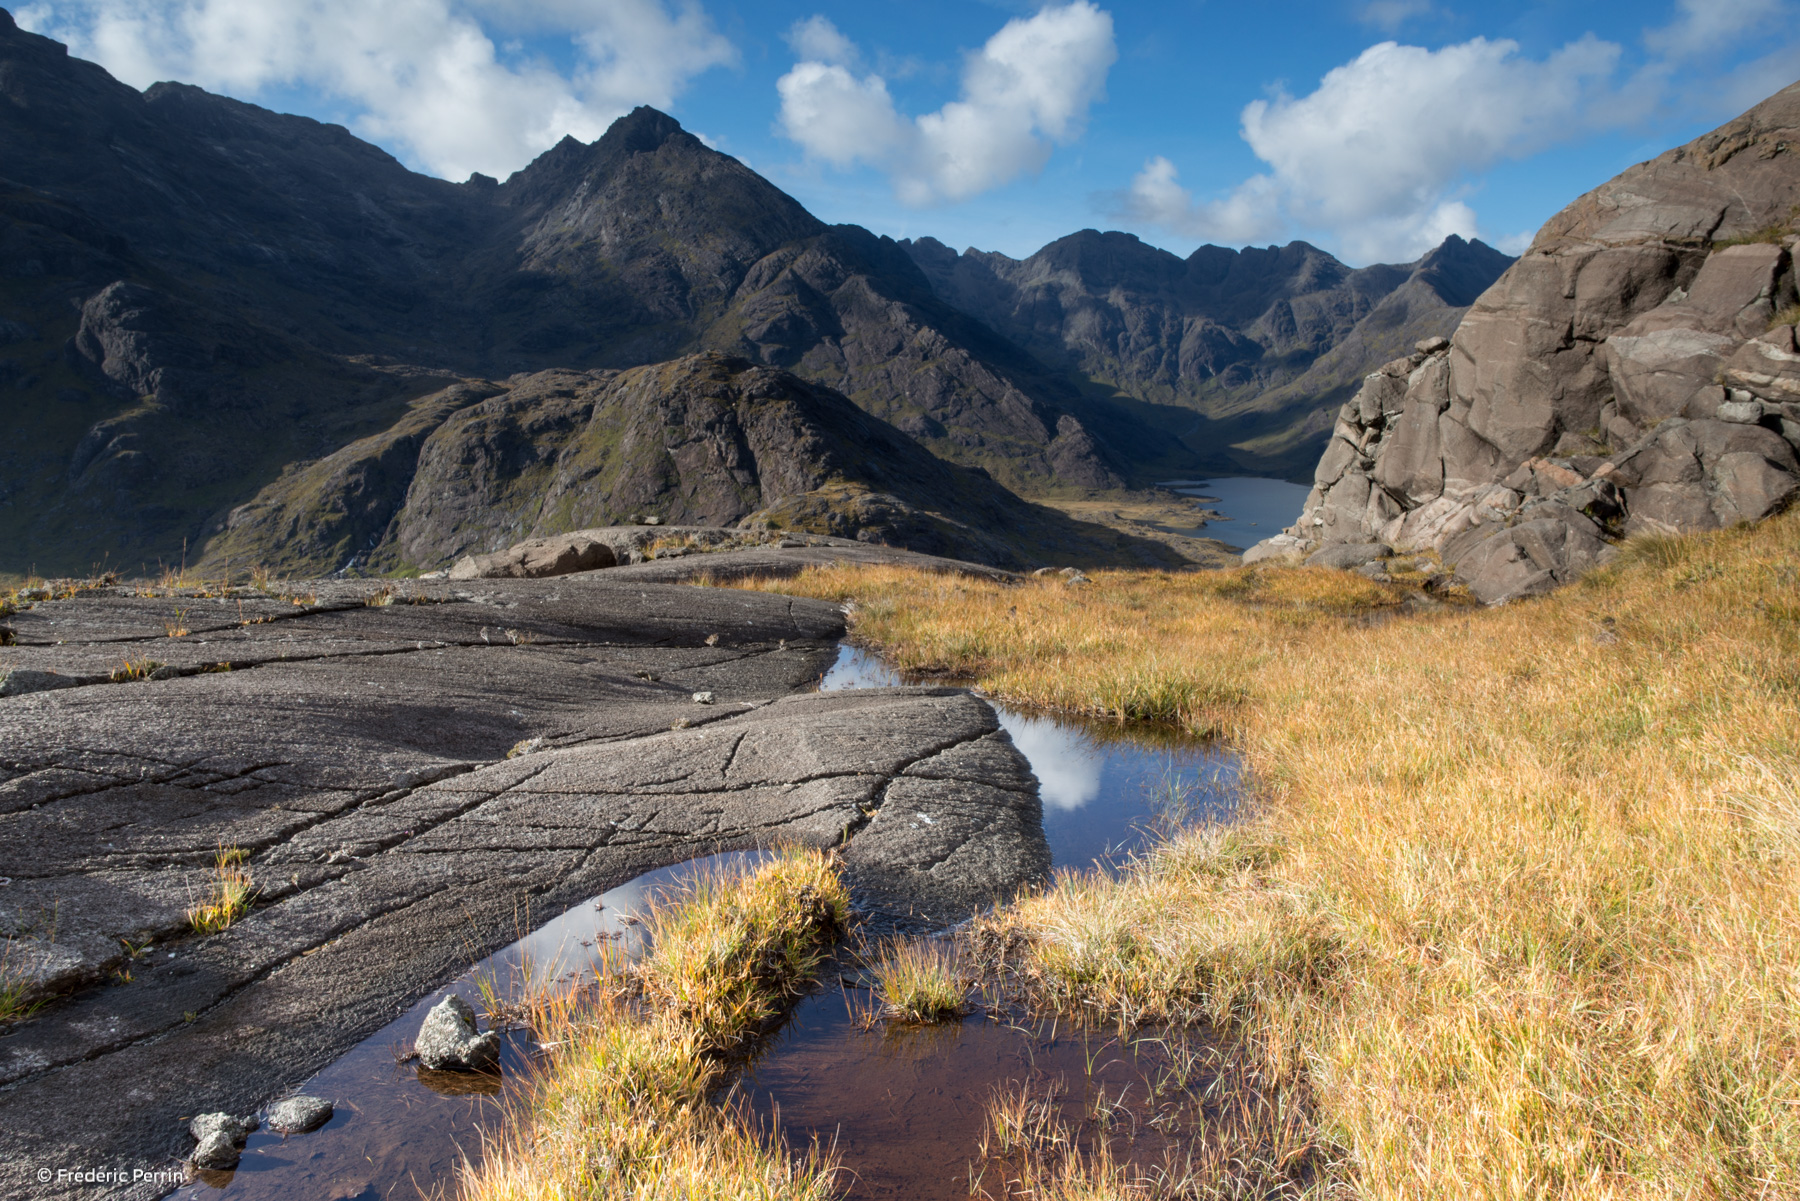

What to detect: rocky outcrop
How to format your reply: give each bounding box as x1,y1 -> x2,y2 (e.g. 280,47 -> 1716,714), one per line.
0,567 -> 1046,1191
1251,81 -> 1800,602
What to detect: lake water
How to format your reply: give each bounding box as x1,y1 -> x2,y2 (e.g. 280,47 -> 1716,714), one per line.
1158,476 -> 1313,548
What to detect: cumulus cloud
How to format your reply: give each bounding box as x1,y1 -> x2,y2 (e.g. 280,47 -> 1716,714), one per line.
1358,0 -> 1433,33
1119,35 -> 1622,263
777,2 -> 1116,205
16,0 -> 736,181
1644,0 -> 1790,58
784,14 -> 858,67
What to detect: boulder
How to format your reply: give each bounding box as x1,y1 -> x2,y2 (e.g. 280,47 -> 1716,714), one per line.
1444,508 -> 1610,605
414,995 -> 501,1072
1256,82 -> 1800,600
1241,534 -> 1309,565
448,532 -> 616,580
0,669 -> 86,698
266,1095 -> 333,1134
188,1112 -> 255,1170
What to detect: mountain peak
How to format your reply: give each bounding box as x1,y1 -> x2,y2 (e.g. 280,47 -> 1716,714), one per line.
598,105 -> 687,155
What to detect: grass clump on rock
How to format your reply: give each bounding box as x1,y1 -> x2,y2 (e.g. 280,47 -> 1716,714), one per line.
735,510 -> 1800,1197
460,848 -> 848,1201
186,846 -> 256,935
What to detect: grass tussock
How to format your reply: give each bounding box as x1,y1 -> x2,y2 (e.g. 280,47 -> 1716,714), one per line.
460,849 -> 848,1201
0,940 -> 44,1024
869,937 -> 967,1023
186,846 -> 256,935
733,512 -> 1800,1197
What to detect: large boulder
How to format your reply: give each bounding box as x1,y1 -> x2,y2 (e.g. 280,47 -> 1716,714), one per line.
448,531 -> 617,580
1249,80 -> 1800,600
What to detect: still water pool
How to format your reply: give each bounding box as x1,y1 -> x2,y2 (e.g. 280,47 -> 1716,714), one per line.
179,645 -> 1240,1199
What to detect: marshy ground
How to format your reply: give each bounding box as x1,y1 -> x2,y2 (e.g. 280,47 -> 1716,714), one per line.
722,511 -> 1800,1196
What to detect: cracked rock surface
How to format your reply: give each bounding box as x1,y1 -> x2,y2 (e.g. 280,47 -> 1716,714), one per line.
0,571 -> 1045,1196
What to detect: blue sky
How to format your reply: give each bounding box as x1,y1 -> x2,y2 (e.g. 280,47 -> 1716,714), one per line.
18,1 -> 1800,265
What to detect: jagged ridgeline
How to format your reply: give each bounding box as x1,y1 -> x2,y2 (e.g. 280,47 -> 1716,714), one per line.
0,7 -> 1511,576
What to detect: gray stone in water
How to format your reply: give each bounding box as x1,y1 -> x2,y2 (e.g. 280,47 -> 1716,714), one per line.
267,1094 -> 333,1134
414,995 -> 500,1072
188,1112 -> 254,1170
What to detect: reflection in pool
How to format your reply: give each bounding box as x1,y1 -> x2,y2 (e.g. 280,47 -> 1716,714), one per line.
821,643 -> 1239,869
186,646 -> 1243,1199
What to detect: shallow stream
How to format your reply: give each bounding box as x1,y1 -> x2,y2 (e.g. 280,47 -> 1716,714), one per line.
176,645 -> 1237,1200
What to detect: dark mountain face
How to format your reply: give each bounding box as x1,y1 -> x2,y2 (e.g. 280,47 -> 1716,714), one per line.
202,352 -> 1177,576
2,10 -> 1161,573
902,230 -> 1515,477
0,7 -> 1506,574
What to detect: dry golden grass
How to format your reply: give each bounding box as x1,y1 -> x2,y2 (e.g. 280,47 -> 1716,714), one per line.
186,846 -> 256,935
732,512 -> 1800,1198
460,849 -> 848,1201
869,937 -> 967,1023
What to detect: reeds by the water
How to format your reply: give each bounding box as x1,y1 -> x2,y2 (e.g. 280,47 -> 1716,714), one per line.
458,848 -> 848,1201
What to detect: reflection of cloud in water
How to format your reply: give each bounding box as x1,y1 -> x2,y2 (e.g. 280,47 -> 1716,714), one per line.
997,708 -> 1102,812
819,645 -> 903,691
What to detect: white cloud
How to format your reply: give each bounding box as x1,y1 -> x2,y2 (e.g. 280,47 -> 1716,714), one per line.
16,0 -> 736,182
1358,0 -> 1433,33
1121,35 -> 1621,262
785,14 -> 858,68
777,2 -> 1116,205
1644,0 -> 1788,58
1120,157 -> 1284,244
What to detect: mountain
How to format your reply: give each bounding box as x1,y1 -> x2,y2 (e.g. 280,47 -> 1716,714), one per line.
0,7 -> 1504,576
202,351 -> 1171,575
3,9 -> 1180,577
901,230 -> 1515,477
1250,79 -> 1800,603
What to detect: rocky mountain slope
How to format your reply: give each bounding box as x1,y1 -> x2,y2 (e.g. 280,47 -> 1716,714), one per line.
1,7 -> 1514,576
2,9 -> 1174,576
201,352 -> 1169,575
903,230 -> 1514,478
1251,80 -> 1800,603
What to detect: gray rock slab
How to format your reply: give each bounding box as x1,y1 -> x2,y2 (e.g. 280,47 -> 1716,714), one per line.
0,575 -> 1048,1197
1304,542 -> 1388,571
